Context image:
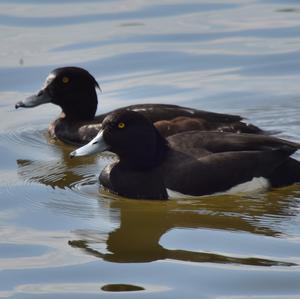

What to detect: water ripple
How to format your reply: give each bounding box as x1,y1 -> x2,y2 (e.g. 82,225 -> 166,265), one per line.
0,3 -> 236,27
53,26 -> 300,52
4,128 -> 49,150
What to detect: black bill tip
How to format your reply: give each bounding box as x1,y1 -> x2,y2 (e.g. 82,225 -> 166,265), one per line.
15,101 -> 24,109
69,151 -> 76,159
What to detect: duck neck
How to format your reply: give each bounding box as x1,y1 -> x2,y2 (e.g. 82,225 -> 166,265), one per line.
119,130 -> 169,171
59,89 -> 98,121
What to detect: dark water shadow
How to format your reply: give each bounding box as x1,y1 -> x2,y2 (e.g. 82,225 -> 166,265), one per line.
101,284 -> 144,292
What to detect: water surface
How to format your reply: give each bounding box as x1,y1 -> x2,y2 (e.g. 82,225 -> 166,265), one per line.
1,0 -> 300,298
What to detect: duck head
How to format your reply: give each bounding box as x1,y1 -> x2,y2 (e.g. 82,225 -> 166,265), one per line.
70,110 -> 169,170
15,66 -> 100,121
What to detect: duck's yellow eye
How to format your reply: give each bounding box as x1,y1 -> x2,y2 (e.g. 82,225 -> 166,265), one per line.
118,122 -> 125,129
62,76 -> 70,84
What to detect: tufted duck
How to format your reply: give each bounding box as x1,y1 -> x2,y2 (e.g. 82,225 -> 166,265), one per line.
15,67 -> 263,145
70,110 -> 300,200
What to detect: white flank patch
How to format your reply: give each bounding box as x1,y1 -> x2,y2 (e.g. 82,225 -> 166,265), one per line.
167,177 -> 270,199
221,177 -> 270,195
166,189 -> 196,199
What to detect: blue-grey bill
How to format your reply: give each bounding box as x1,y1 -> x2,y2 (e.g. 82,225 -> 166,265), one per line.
15,89 -> 52,109
70,130 -> 108,158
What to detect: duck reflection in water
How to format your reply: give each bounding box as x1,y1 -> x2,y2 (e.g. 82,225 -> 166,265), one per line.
16,136 -> 112,190
68,191 -> 298,267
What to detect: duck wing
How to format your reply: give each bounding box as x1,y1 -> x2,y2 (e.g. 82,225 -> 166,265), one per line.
163,146 -> 296,196
124,103 -> 243,122
94,104 -> 263,136
167,131 -> 300,158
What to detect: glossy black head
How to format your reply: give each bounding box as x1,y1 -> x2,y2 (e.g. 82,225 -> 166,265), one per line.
70,110 -> 169,169
102,110 -> 169,169
16,66 -> 100,121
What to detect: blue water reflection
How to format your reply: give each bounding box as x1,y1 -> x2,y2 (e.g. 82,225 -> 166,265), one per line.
2,50 -> 300,93
0,3 -> 236,27
54,26 -> 300,52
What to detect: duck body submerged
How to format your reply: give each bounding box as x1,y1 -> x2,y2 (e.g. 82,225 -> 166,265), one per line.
71,110 -> 300,200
